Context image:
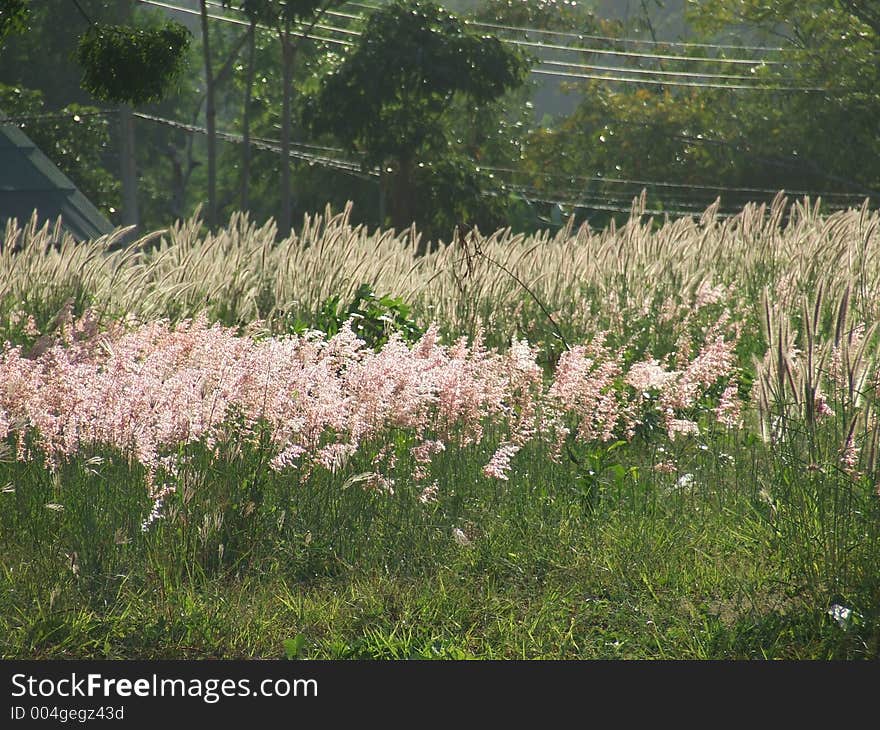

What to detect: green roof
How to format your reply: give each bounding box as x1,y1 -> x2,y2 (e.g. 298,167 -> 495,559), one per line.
0,121 -> 114,241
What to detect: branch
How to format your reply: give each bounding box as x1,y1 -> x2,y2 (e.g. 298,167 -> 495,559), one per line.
463,233 -> 571,352
71,0 -> 93,26
214,29 -> 253,87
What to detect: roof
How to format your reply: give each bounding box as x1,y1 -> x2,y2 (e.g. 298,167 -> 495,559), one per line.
0,120 -> 114,242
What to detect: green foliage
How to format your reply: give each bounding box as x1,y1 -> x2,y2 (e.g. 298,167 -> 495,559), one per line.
308,0 -> 528,166
473,0 -> 623,36
228,0 -> 332,25
76,20 -> 192,105
0,0 -> 28,44
680,0 -> 880,195
305,283 -> 425,348
305,0 -> 528,236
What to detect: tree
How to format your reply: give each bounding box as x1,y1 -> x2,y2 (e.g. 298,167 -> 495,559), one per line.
1,1 -> 193,232
305,0 -> 528,238
684,0 -> 880,195
0,0 -> 28,46
226,0 -> 344,236
75,20 -> 191,107
194,2 -> 253,229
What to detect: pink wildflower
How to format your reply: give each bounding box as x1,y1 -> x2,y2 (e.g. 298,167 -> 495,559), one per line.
715,382 -> 743,428
694,279 -> 727,309
814,390 -> 835,419
840,436 -> 860,475
418,481 -> 439,504
411,439 -> 446,464
626,359 -> 675,392
667,418 -> 700,440
482,442 -> 520,481
654,460 -> 678,474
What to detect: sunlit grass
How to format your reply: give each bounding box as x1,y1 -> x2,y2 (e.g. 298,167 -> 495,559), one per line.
1,196 -> 879,659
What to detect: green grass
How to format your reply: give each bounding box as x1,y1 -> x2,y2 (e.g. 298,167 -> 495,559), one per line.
1,425 -> 877,659
3,204 -> 880,659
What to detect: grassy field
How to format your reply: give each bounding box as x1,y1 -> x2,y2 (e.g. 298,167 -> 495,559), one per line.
1,195 -> 878,659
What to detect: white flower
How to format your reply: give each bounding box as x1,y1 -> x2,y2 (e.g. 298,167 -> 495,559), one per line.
675,473 -> 695,489
452,527 -> 472,547
827,604 -> 852,628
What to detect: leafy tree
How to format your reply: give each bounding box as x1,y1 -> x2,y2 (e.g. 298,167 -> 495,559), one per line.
305,0 -> 528,240
465,0 -> 633,230
684,0 -> 880,195
0,0 -> 28,45
76,20 -> 191,106
226,0 -> 344,236
500,0 -> 880,227
2,0 -> 191,107
1,1 -> 194,231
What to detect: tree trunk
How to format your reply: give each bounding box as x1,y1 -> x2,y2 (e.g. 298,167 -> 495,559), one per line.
279,31 -> 295,237
388,156 -> 417,233
119,104 -> 139,233
199,0 -> 217,229
241,22 -> 256,212
378,168 -> 387,229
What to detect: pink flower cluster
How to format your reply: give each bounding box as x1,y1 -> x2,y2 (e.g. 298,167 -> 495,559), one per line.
547,331 -> 739,445
0,311 -> 740,488
0,316 -> 543,487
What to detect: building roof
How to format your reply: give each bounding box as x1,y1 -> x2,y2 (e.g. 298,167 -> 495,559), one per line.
0,120 -> 114,241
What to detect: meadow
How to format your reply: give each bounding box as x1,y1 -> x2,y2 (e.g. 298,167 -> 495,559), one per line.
1,193 -> 878,659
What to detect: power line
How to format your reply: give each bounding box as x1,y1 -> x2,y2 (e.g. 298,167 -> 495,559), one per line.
531,68 -> 828,92
131,114 -> 867,222
342,1 -> 795,54
340,1 -> 790,66
132,110 -> 869,204
132,111 -> 377,178
202,0 -> 362,38
506,186 -> 729,218
480,165 -> 867,201
138,0 -> 354,47
535,58 -> 798,83
0,109 -> 116,124
199,0 -> 794,68
510,182 -> 860,213
71,0 -> 94,26
507,185 -> 860,219
157,0 -> 830,92
463,20 -> 791,55
594,117 -> 878,197
133,2 -> 872,197
508,187 -> 712,212
205,0 -> 360,36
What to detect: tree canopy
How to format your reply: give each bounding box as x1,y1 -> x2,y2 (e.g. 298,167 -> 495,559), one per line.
76,21 -> 192,106
306,0 -> 528,236
309,0 -> 527,167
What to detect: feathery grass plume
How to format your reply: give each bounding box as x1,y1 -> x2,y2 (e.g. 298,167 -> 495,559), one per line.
0,304 -> 743,492
3,195 -> 879,352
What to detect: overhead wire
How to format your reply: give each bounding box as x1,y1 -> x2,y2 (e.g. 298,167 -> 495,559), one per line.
150,0 -> 835,92
132,111 -> 377,178
0,109 -> 117,124
479,165 -> 867,201
128,2 -> 871,208
137,0 -> 354,47
341,1 -> 794,54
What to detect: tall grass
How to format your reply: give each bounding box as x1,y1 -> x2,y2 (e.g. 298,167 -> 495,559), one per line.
4,194 -> 880,345
1,194 -> 878,658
